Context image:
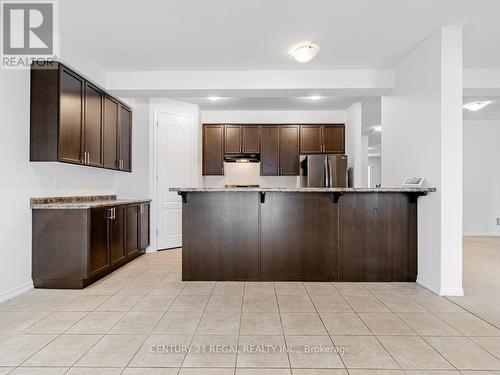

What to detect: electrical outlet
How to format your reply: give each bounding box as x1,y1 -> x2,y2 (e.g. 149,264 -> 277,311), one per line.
497,218 -> 500,226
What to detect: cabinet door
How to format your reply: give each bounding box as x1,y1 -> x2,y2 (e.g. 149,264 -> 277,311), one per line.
323,124 -> 345,154
139,203 -> 150,249
110,206 -> 126,265
203,125 -> 224,175
224,125 -> 241,153
300,125 -> 322,153
280,125 -> 300,175
260,193 -> 337,281
59,67 -> 84,164
260,126 -> 280,176
126,205 -> 140,257
103,96 -> 119,169
118,106 -> 132,171
83,83 -> 104,167
242,126 -> 260,153
89,208 -> 110,276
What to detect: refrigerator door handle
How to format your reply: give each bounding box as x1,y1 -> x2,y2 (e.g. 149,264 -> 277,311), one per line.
324,156 -> 330,187
328,157 -> 333,187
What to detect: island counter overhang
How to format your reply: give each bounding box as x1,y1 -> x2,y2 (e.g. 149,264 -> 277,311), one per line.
170,187 -> 436,282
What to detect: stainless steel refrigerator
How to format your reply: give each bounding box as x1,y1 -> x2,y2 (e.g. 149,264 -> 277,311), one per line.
300,154 -> 348,187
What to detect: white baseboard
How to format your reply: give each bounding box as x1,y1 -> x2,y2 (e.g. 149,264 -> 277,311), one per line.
463,232 -> 500,237
440,287 -> 464,296
145,246 -> 157,254
0,281 -> 33,304
417,276 -> 464,296
416,276 -> 440,295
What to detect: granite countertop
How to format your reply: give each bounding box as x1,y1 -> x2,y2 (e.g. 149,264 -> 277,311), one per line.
169,187 -> 436,193
31,195 -> 152,209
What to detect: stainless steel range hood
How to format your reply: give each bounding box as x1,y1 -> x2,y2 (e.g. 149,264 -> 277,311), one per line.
224,154 -> 260,163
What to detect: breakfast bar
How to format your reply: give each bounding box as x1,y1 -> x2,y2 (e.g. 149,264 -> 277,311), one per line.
170,187 -> 435,282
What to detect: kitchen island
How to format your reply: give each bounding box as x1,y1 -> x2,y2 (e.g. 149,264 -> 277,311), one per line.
170,187 -> 435,282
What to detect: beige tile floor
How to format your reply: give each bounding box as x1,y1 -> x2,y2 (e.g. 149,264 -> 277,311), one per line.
0,240 -> 499,374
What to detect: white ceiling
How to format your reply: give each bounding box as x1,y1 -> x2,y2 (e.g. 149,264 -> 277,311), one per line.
60,0 -> 500,71
463,97 -> 500,120
179,96 -> 368,111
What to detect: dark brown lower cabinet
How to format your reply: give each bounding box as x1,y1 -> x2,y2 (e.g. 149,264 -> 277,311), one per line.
139,203 -> 150,249
89,208 -> 110,276
182,192 -> 259,281
33,202 -> 150,289
126,204 -> 140,257
110,206 -> 126,265
180,191 -> 419,282
338,193 -> 416,281
260,193 -> 337,281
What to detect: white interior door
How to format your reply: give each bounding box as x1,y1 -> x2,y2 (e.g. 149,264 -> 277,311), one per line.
157,112 -> 191,249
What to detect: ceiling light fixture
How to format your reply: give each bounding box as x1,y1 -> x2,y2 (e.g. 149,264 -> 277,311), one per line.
207,96 -> 220,101
308,95 -> 323,100
290,43 -> 320,63
463,101 -> 491,111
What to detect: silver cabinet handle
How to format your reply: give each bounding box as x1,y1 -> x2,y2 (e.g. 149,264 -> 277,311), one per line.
82,152 -> 86,164
86,152 -> 90,164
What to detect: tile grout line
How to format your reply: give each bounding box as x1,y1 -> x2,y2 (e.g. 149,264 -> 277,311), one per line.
178,281 -> 216,371
331,282 -> 406,372
121,258 -> 185,373
358,283 -> 461,372
68,256 -> 181,372
234,282 -> 246,375
273,282 -> 294,374
303,282 -> 348,371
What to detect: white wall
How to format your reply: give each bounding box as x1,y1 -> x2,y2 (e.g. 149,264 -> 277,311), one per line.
0,68 -> 116,302
463,120 -> 500,236
382,27 -> 463,296
201,110 -> 346,188
114,98 -> 151,199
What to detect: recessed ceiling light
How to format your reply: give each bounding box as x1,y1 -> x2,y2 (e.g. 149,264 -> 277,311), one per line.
207,96 -> 220,101
308,95 -> 323,100
290,43 -> 320,63
463,101 -> 491,111
373,126 -> 382,132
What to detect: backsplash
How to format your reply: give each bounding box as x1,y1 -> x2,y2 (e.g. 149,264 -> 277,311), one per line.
202,162 -> 299,188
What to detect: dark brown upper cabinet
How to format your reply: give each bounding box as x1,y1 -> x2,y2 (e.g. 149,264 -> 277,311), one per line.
203,125 -> 224,175
300,125 -> 322,154
118,106 -> 132,171
59,67 -> 84,164
224,125 -> 242,154
223,125 -> 260,154
300,124 -> 345,154
322,124 -> 345,153
84,82 -> 104,167
30,61 -> 132,172
260,126 -> 280,176
280,125 -> 300,175
242,126 -> 260,153
103,96 -> 119,169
